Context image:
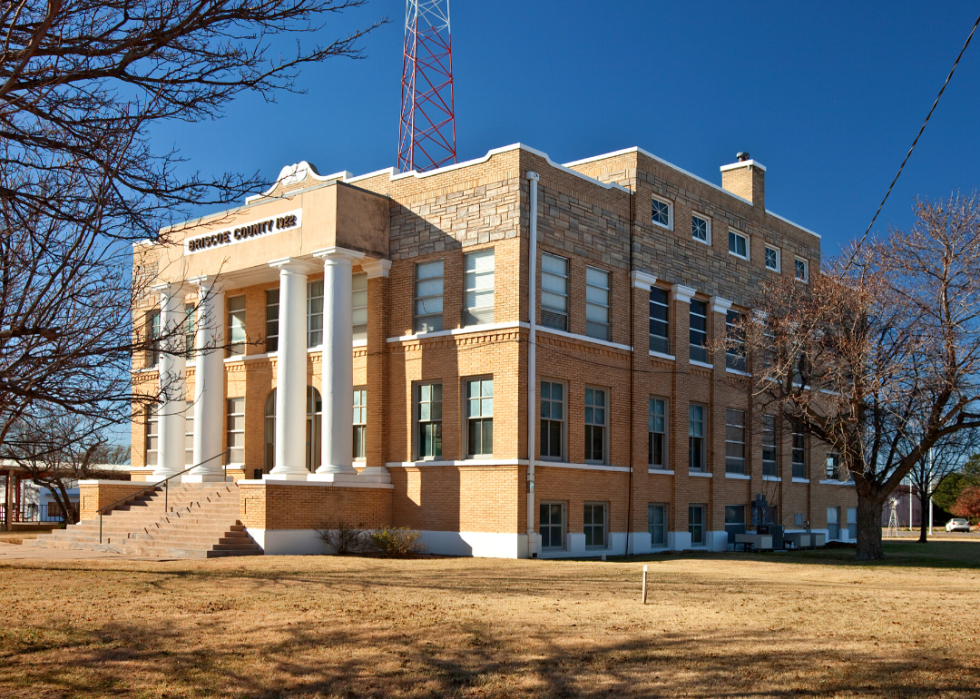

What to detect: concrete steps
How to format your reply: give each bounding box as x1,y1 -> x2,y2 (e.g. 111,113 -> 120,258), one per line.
27,483 -> 262,558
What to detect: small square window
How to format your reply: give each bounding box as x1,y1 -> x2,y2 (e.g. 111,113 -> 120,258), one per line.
795,257 -> 809,282
765,245 -> 780,272
728,230 -> 749,259
652,197 -> 672,229
692,214 -> 711,244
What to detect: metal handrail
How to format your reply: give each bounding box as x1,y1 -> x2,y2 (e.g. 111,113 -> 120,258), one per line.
98,452 -> 228,544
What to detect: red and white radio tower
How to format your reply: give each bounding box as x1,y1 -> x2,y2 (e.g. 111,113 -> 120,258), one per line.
397,0 -> 456,173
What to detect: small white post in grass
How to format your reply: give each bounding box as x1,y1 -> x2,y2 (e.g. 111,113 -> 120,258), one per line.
641,565 -> 648,604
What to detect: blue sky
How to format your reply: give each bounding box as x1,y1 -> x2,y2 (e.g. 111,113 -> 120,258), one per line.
153,1 -> 980,258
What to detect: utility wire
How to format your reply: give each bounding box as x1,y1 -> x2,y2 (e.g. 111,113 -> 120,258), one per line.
848,10 -> 980,266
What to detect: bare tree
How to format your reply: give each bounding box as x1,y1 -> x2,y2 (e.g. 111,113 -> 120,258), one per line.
904,430 -> 978,543
738,195 -> 980,560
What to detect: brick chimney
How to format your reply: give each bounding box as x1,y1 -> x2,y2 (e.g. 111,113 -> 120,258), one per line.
720,152 -> 765,208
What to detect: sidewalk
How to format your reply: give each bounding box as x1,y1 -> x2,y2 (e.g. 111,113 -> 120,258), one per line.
0,541 -> 178,562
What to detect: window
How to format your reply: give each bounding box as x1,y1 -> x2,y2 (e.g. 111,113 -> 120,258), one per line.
584,503 -> 607,548
649,287 -> 669,355
792,420 -> 807,478
652,196 -> 672,228
689,504 -> 706,545
648,503 -> 668,547
794,513 -> 805,527
352,273 -> 368,341
540,380 -> 565,460
147,310 -> 160,367
692,214 -> 710,244
648,398 -> 667,468
585,266 -> 611,341
725,505 -> 746,539
463,249 -> 494,326
227,397 -> 245,464
689,404 -> 706,472
826,452 -> 843,480
308,280 -> 324,346
184,303 -> 196,359
725,409 -> 746,474
145,406 -> 158,467
306,387 -> 322,472
264,392 -> 276,474
184,401 -> 194,466
847,508 -> 857,540
466,378 -> 493,457
728,230 -> 749,259
689,299 -> 708,363
765,245 -> 781,272
541,253 -> 569,331
795,257 -> 809,282
265,289 -> 279,353
353,389 -> 367,460
414,260 -> 444,333
762,415 -> 778,477
416,383 -> 443,459
584,387 -> 607,463
227,295 -> 246,356
827,507 -> 840,540
726,310 -> 746,371
540,502 -> 565,549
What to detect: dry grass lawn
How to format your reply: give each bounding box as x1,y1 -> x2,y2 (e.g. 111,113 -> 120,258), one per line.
1,542 -> 978,698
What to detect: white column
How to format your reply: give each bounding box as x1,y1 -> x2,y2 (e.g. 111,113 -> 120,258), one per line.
268,258 -> 311,479
151,283 -> 188,481
188,278 -> 226,482
313,247 -> 364,478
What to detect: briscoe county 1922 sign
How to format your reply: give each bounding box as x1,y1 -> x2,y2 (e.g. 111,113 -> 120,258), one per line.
184,209 -> 303,254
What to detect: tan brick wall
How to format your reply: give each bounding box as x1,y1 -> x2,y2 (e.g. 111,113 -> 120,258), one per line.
79,482 -> 153,521
238,483 -> 391,530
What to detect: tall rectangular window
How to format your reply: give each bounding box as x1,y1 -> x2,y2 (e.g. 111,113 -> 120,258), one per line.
827,507 -> 840,540
414,260 -> 444,333
648,398 -> 667,468
725,505 -> 746,538
689,504 -> 706,545
463,249 -> 494,326
585,266 -> 610,340
689,403 -> 705,472
584,503 -> 607,548
584,387 -> 607,464
227,397 -> 245,463
540,502 -> 565,549
147,310 -> 160,367
540,380 -> 565,460
265,289 -> 279,353
416,383 -> 443,459
466,378 -> 493,457
648,503 -> 668,547
541,253 -> 569,331
184,303 -> 196,360
145,406 -> 158,467
308,280 -> 324,347
725,409 -> 746,474
353,389 -> 367,460
227,296 -> 246,357
795,257 -> 809,282
184,401 -> 194,466
762,415 -> 778,477
689,299 -> 708,364
352,273 -> 368,341
649,287 -> 669,355
826,452 -> 842,480
726,310 -> 746,371
792,420 -> 807,478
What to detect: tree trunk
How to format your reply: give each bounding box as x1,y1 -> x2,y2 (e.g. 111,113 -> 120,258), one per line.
855,493 -> 886,560
917,488 -> 930,543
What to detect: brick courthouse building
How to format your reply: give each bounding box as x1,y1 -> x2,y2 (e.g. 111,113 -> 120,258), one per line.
123,144 -> 857,557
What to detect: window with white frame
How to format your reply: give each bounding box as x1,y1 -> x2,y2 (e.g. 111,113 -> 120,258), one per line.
465,377 -> 493,457
689,504 -> 706,545
584,387 -> 607,464
692,213 -> 710,244
584,502 -> 608,548
540,502 -> 565,549
184,303 -> 196,360
585,266 -> 611,341
689,299 -> 708,363
649,287 -> 669,355
651,196 -> 672,229
725,409 -> 746,474
414,260 -> 444,333
762,415 -> 778,477
265,289 -> 279,353
649,398 -> 667,468
726,310 -> 746,372
147,310 -> 160,367
145,406 -> 158,467
353,389 -> 367,460
184,401 -> 194,466
308,280 -> 324,347
792,419 -> 807,478
227,296 -> 246,356
540,380 -> 565,460
463,249 -> 494,326
826,452 -> 843,480
227,397 -> 245,464
352,273 -> 368,341
728,230 -> 749,259
765,245 -> 781,272
648,503 -> 668,547
416,383 -> 443,459
795,257 -> 809,282
689,403 -> 706,472
541,253 -> 569,331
